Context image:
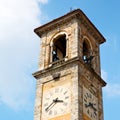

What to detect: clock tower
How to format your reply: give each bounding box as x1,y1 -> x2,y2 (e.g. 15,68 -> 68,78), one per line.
33,9 -> 106,120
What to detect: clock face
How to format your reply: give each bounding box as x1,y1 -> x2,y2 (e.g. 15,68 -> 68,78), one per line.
83,86 -> 98,120
41,80 -> 71,120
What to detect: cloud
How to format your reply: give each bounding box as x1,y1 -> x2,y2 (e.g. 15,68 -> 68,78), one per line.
101,69 -> 108,82
101,70 -> 120,98
104,35 -> 118,52
38,0 -> 48,4
104,84 -> 120,98
0,0 -> 48,111
101,69 -> 120,98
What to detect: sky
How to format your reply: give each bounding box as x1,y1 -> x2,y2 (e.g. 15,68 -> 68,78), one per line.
0,0 -> 120,120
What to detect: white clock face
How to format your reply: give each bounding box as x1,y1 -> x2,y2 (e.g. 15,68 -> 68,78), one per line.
41,83 -> 71,120
83,86 -> 98,120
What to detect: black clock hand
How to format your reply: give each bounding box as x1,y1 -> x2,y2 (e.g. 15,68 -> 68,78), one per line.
56,100 -> 63,102
45,98 -> 64,112
89,102 -> 97,111
85,102 -> 97,111
85,103 -> 91,107
45,101 -> 55,112
54,99 -> 63,103
45,98 -> 58,111
91,105 -> 97,111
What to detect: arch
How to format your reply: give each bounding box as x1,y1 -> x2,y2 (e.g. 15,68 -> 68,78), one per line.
82,36 -> 93,52
50,31 -> 68,46
82,36 -> 93,65
50,31 -> 68,62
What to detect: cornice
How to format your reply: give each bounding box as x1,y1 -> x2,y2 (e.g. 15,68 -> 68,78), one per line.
34,10 -> 77,37
34,9 -> 106,44
76,12 -> 106,44
32,57 -> 79,79
33,56 -> 106,87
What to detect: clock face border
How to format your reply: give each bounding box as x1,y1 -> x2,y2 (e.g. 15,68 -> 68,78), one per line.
83,86 -> 98,120
41,76 -> 71,120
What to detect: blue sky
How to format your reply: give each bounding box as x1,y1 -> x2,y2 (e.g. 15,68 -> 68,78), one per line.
0,0 -> 120,120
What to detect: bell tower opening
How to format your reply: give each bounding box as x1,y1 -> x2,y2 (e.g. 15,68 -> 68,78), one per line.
83,40 -> 90,58
83,39 -> 94,66
52,34 -> 66,62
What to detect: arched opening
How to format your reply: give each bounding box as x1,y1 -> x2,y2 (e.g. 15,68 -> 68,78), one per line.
83,39 -> 94,65
83,41 -> 90,57
52,34 -> 66,62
